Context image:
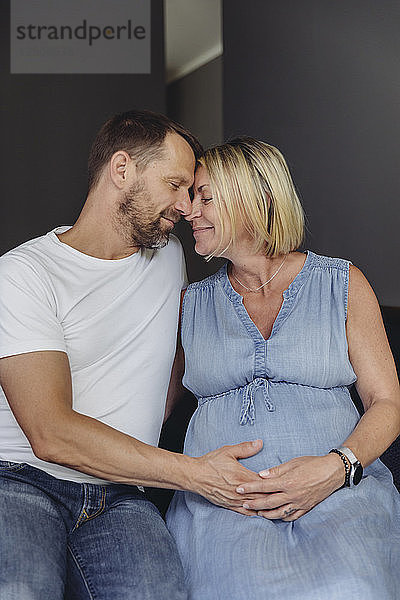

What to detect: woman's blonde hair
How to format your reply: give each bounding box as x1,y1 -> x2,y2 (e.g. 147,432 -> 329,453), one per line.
198,137 -> 304,258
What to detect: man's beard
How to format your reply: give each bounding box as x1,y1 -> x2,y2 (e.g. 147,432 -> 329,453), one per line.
114,180 -> 179,249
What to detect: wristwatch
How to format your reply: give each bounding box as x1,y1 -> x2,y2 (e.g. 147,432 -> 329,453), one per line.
337,446 -> 363,487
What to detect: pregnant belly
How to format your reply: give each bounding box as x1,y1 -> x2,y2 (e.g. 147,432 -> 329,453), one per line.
184,382 -> 360,473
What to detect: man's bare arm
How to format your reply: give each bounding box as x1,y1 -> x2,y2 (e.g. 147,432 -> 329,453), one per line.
0,350 -> 262,513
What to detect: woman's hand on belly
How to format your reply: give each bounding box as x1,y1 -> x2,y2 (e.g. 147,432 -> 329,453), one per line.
235,453 -> 346,521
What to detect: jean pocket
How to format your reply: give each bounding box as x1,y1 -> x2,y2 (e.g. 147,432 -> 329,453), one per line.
0,460 -> 26,472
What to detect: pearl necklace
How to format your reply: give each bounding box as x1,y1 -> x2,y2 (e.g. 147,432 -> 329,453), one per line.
231,255 -> 288,292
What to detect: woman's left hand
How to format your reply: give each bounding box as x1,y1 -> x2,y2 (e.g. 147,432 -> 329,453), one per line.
236,453 -> 345,521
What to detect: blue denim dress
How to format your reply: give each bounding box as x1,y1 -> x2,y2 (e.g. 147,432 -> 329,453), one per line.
166,251 -> 400,600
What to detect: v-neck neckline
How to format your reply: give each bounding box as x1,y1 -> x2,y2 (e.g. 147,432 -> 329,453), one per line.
220,251 -> 314,342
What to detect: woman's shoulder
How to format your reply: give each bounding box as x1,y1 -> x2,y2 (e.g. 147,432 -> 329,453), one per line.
307,250 -> 351,274
184,264 -> 227,294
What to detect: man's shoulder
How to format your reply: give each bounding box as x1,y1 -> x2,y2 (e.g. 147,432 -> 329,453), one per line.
150,234 -> 185,265
162,234 -> 183,256
0,231 -> 67,300
149,235 -> 186,288
2,228 -> 57,258
0,232 -> 53,276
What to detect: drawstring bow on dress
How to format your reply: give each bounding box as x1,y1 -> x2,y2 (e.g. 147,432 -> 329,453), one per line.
239,378 -> 274,425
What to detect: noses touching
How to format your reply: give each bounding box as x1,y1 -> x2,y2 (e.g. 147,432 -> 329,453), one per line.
185,198 -> 203,223
166,191 -> 192,224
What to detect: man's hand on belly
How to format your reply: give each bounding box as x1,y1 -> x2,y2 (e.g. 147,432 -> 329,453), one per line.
190,439 -> 265,515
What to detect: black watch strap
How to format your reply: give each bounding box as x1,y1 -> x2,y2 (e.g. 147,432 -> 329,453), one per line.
329,448 -> 351,487
338,446 -> 363,486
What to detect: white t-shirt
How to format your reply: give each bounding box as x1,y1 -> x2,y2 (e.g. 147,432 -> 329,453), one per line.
0,227 -> 187,484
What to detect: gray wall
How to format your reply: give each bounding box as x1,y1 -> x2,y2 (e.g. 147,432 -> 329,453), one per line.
167,56 -> 223,150
1,0 -> 165,255
167,56 -> 224,281
223,0 -> 400,306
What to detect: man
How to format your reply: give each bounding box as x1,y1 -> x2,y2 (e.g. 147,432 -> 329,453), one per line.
0,110 -> 262,600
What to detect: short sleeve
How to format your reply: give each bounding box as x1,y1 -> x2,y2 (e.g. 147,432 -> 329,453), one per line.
168,234 -> 188,290
0,255 -> 67,358
179,243 -> 188,290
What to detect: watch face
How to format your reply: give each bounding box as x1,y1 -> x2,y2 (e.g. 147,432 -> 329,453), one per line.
353,464 -> 363,485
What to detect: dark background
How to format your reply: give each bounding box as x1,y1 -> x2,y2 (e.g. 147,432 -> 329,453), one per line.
1,0 -> 165,254
2,1 -> 400,306
170,0 -> 400,305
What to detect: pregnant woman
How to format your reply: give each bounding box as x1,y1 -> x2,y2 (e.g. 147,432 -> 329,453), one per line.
166,137 -> 400,599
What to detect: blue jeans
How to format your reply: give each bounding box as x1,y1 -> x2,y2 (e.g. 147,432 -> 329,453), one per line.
0,460 -> 188,599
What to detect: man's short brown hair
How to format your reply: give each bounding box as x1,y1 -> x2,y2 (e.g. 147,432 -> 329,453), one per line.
88,109 -> 203,191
